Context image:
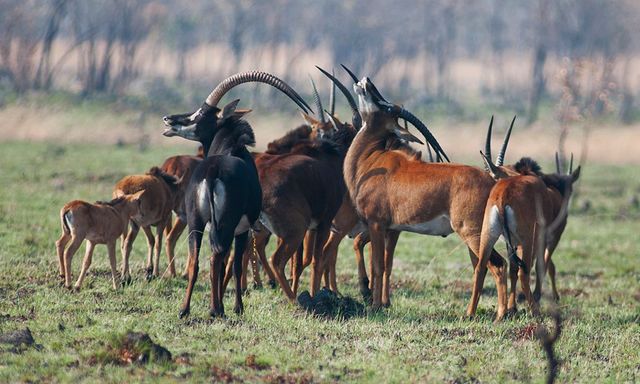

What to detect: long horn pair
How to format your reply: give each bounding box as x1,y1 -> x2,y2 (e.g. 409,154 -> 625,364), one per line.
204,71 -> 312,113
316,65 -> 362,129
484,115 -> 516,170
554,152 -> 574,175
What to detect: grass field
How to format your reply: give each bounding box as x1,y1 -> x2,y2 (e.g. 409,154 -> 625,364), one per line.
0,141 -> 639,383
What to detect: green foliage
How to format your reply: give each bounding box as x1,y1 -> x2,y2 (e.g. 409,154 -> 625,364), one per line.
0,142 -> 639,383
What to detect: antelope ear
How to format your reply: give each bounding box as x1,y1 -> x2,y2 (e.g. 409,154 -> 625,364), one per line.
218,99 -> 240,120
571,165 -> 581,182
233,108 -> 251,119
300,111 -> 318,126
393,125 -> 423,145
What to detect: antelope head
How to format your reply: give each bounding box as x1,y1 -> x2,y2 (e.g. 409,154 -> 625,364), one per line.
163,71 -> 312,154
353,75 -> 449,162
545,153 -> 581,236
162,100 -> 250,147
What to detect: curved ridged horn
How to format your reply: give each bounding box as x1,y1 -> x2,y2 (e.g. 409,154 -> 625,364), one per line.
204,71 -> 312,113
316,65 -> 362,129
485,115 -> 494,165
329,69 -> 336,116
555,152 -> 561,174
309,76 -> 326,123
496,115 -> 516,166
398,108 -> 450,162
340,64 -> 359,84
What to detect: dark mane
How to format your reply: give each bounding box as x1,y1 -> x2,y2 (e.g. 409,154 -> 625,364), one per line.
95,196 -> 127,206
330,123 -> 357,154
384,135 -> 423,160
266,124 -> 312,154
514,157 -> 542,176
147,166 -> 179,186
210,117 -> 256,155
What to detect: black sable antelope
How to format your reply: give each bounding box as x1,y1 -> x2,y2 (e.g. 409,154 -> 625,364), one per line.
162,71 -> 311,318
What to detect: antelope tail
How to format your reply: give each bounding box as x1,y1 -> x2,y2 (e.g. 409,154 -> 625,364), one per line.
502,207 -> 527,274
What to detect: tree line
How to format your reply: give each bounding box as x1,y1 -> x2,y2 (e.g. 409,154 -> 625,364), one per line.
0,0 -> 638,123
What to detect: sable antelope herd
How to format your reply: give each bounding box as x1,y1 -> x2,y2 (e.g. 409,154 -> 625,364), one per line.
55,67 -> 581,321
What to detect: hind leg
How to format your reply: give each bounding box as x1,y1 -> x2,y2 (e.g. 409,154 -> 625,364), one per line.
272,233 -> 305,301
63,235 -> 84,289
354,231 -> 371,300
232,232 -> 249,314
381,230 -> 400,307
322,230 -> 345,293
507,261 -> 519,312
293,231 -> 315,296
517,241 -> 539,316
121,221 -> 139,283
56,232 -> 71,279
547,259 -> 560,302
141,226 -> 156,280
165,216 -> 186,278
107,241 -> 119,289
179,219 -> 204,319
74,241 -> 95,290
310,226 -> 330,297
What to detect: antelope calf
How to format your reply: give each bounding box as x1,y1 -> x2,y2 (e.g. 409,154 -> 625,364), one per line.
469,156 -> 580,316
55,191 -> 144,290
114,166 -> 183,281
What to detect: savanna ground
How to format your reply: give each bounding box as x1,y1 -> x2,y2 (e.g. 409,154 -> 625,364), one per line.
0,102 -> 639,382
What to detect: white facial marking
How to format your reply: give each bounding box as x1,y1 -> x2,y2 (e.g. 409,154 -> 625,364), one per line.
390,214 -> 453,236
188,108 -> 202,122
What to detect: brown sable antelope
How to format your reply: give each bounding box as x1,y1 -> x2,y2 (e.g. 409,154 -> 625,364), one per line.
113,166 -> 184,282
159,149 -> 204,277
163,71 -> 311,318
55,191 -> 144,290
316,65 -> 440,297
222,74 -> 354,297
256,111 -> 355,301
347,75 -> 523,317
468,154 -> 580,317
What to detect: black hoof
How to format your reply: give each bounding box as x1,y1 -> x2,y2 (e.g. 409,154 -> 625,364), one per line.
505,308 -> 518,318
360,288 -> 372,303
209,310 -> 226,319
253,282 -> 264,290
533,291 -> 541,302
178,308 -> 190,319
145,273 -> 155,282
121,275 -> 133,287
382,301 -> 391,308
234,305 -> 244,315
268,280 -> 277,289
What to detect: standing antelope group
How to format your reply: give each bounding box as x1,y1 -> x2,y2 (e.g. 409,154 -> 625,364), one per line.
55,67 -> 580,321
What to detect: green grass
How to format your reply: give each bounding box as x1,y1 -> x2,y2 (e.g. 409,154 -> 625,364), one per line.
0,141 -> 639,383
